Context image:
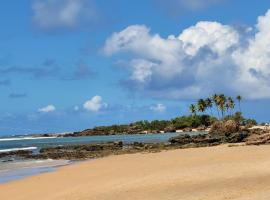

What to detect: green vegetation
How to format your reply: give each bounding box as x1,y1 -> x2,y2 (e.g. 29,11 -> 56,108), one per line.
190,94 -> 240,120
79,94 -> 256,136
190,94 -> 257,126
171,115 -> 216,129
224,112 -> 257,127
91,115 -> 217,134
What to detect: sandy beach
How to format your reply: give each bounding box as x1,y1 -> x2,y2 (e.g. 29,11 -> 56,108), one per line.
1,144 -> 270,200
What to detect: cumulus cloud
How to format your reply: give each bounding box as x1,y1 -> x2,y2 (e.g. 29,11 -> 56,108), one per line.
32,0 -> 98,30
103,10 -> 270,100
83,95 -> 107,112
150,104 -> 166,112
129,59 -> 156,83
38,105 -> 56,113
178,21 -> 239,56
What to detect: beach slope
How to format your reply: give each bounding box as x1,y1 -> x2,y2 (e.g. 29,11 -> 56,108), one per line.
1,145 -> 270,200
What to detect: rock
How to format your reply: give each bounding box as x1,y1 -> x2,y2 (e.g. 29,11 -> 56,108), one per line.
183,127 -> 192,132
169,134 -> 221,146
25,141 -> 173,160
226,132 -> 249,143
0,150 -> 32,159
131,142 -> 166,151
197,125 -> 206,131
164,125 -> 176,133
29,141 -> 124,160
246,132 -> 270,145
209,120 -> 239,138
249,128 -> 268,135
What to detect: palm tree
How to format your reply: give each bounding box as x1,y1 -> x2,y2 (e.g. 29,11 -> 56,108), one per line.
205,98 -> 213,116
236,95 -> 242,112
225,102 -> 230,116
197,99 -> 206,114
211,94 -> 220,119
227,97 -> 235,116
217,94 -> 226,119
189,104 -> 197,116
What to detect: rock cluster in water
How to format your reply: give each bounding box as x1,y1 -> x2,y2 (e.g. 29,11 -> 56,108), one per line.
2,121 -> 270,161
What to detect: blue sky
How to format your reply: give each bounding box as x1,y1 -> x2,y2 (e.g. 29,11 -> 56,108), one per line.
1,0 -> 270,135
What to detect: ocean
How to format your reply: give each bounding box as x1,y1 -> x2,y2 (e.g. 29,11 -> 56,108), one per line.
0,132 -> 203,183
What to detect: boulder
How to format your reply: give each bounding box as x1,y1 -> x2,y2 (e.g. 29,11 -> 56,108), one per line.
246,132 -> 270,145
209,120 -> 239,138
226,132 -> 249,143
164,125 -> 176,133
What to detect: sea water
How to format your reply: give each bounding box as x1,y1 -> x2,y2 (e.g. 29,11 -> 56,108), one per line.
0,132 -> 205,183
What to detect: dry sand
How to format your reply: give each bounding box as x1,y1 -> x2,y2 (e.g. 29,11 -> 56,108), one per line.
1,145 -> 270,200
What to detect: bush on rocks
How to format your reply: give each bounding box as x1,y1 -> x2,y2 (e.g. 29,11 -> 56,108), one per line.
209,120 -> 239,138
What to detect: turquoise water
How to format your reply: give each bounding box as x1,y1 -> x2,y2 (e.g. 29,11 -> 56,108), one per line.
0,132 -> 205,183
0,133 -> 190,152
0,159 -> 71,183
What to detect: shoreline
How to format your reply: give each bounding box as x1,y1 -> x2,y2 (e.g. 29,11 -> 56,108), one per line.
1,144 -> 270,199
0,159 -> 71,183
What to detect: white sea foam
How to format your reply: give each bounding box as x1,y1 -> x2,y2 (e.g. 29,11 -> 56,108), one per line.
0,136 -> 57,142
0,147 -> 38,153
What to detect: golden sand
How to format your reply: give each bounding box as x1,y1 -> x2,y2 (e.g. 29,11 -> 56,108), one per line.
1,145 -> 270,200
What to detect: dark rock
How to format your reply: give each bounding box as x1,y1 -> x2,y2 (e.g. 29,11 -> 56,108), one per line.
183,128 -> 192,132
28,141 -> 124,160
226,132 -> 249,143
164,125 -> 176,133
0,150 -> 32,158
169,134 -> 221,146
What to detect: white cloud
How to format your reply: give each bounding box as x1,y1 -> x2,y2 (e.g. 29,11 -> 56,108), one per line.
83,95 -> 106,112
232,10 -> 270,99
32,0 -> 98,30
130,59 -> 156,83
38,105 -> 56,113
179,21 -> 239,56
103,9 -> 270,100
150,104 -> 166,112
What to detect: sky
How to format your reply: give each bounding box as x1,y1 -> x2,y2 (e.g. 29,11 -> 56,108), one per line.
1,0 -> 270,135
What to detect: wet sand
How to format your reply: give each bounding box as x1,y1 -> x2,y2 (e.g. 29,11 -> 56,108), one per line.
1,144 -> 270,200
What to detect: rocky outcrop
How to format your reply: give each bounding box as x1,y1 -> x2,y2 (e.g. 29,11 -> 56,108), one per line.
0,150 -> 32,159
24,141 -> 171,160
169,134 -> 221,147
28,142 -> 124,160
246,132 -> 270,145
209,120 -> 239,138
226,132 -> 249,143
